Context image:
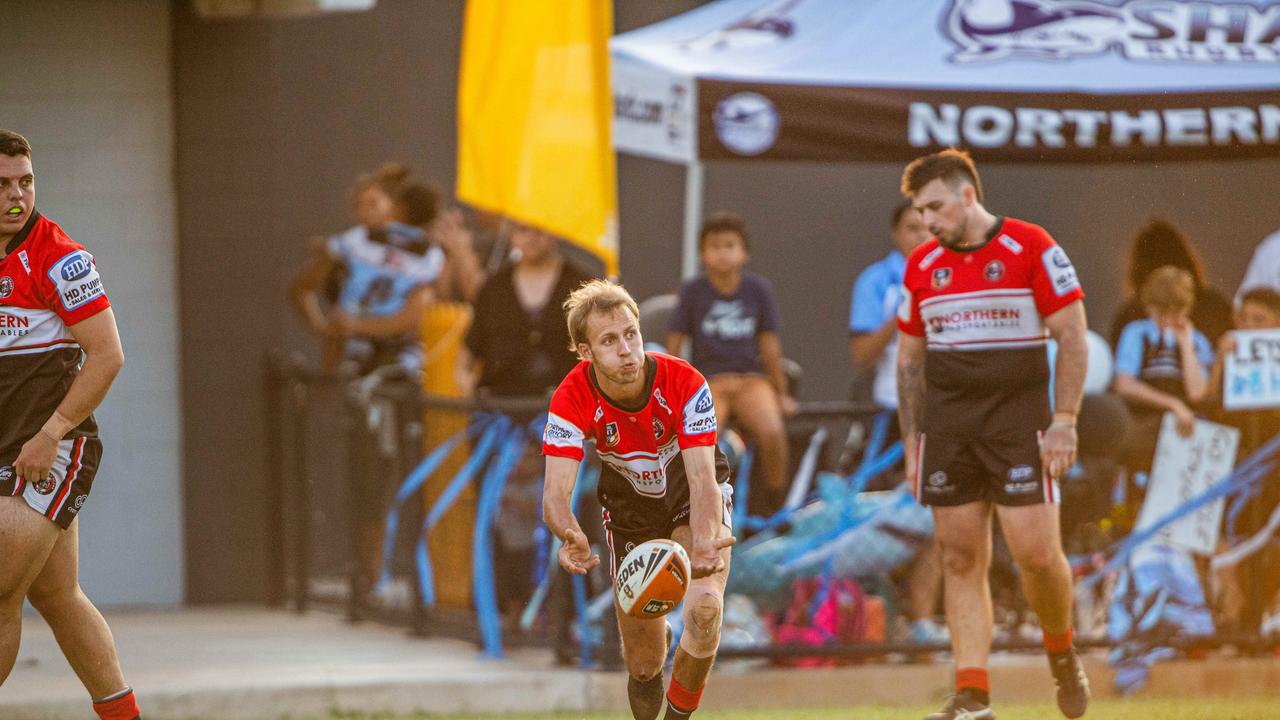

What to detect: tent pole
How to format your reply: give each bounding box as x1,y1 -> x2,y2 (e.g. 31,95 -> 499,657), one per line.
681,161 -> 705,280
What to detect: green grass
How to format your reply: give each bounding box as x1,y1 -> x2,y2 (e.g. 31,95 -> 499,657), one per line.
321,696 -> 1280,720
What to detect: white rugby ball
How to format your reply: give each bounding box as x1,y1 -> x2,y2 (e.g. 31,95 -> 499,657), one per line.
614,538 -> 691,619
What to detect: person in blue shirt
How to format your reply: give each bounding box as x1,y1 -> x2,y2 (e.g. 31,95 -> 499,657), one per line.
849,200 -> 931,409
1112,265 -> 1215,479
847,200 -> 947,646
666,213 -> 794,513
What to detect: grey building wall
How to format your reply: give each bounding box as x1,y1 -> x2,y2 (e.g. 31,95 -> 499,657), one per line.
172,0 -> 1279,601
2,0 -> 183,605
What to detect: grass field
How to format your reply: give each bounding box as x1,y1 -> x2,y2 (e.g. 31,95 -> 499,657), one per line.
321,696 -> 1280,720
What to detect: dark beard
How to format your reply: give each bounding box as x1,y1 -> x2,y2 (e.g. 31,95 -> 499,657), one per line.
936,215 -> 970,250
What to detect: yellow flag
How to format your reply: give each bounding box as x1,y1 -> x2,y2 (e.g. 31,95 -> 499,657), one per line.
457,0 -> 618,276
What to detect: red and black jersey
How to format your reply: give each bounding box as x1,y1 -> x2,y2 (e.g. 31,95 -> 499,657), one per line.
897,216 -> 1084,440
542,352 -> 729,533
0,212 -> 111,457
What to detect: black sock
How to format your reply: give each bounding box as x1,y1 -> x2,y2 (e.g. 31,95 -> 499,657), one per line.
959,687 -> 990,706
627,673 -> 665,720
663,702 -> 693,720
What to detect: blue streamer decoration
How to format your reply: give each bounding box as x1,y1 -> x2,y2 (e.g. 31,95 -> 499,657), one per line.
402,415 -> 506,608
1079,433 -> 1280,589
472,420 -> 527,658
377,416 -> 494,599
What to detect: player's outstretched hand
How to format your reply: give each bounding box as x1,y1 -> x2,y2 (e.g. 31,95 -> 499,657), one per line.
1040,422 -> 1078,480
691,535 -> 736,579
558,528 -> 600,576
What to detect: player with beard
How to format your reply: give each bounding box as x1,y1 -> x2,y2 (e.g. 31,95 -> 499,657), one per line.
896,149 -> 1090,720
542,280 -> 735,720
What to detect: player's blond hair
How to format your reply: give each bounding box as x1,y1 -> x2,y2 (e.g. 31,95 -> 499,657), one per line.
564,279 -> 640,359
1140,265 -> 1195,313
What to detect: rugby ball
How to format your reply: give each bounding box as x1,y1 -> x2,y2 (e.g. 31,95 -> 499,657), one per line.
614,539 -> 691,619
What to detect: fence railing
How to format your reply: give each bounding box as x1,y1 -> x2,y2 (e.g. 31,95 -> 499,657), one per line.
263,350 -> 1280,678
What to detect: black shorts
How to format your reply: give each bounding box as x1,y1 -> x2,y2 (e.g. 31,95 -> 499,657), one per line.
600,483 -> 733,580
0,436 -> 102,529
912,431 -> 1056,507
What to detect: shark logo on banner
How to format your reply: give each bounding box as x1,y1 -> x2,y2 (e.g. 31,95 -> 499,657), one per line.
680,0 -> 800,53
945,0 -> 1280,64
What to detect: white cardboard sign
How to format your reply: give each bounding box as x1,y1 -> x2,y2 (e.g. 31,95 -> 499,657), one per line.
1223,329 -> 1280,410
1135,414 -> 1240,556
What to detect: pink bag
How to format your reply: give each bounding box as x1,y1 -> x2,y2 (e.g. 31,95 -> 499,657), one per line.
772,575 -> 868,667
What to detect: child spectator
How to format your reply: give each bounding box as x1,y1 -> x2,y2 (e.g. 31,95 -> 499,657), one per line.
1205,287 -> 1280,636
666,213 -> 795,514
1112,266 -> 1215,482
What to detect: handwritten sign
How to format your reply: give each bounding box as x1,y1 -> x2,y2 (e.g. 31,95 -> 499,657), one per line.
1135,414 -> 1240,556
1224,329 -> 1280,410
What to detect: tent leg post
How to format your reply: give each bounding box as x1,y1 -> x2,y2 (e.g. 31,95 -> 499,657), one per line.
681,161 -> 705,280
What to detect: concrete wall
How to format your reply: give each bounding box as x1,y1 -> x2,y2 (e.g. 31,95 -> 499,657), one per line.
171,0 -> 1279,601
2,0 -> 183,605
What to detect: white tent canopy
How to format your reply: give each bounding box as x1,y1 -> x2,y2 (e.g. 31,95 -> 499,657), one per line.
611,0 -> 1280,275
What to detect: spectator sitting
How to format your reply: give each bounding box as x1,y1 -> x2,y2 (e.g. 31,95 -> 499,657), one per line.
1109,218 -> 1233,348
847,200 -> 947,645
665,212 -> 796,515
1111,266 -> 1215,488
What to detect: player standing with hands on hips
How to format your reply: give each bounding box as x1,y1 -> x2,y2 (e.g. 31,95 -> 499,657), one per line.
542,280 -> 736,720
896,149 -> 1090,720
0,130 -> 141,719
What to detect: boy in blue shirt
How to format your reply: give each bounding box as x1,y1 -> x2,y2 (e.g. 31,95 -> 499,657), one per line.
1112,265 -> 1215,480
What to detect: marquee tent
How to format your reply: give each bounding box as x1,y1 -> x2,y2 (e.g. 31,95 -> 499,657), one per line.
610,0 -> 1280,274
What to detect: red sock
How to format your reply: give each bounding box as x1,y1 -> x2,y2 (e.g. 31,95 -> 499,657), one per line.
1043,627 -> 1074,655
93,688 -> 140,720
666,676 -> 704,714
956,666 -> 989,694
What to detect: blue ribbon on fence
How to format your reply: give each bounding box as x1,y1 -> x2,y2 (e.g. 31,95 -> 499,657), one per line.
472,419 -> 529,658
1079,433 -> 1280,589
377,417 -> 492,597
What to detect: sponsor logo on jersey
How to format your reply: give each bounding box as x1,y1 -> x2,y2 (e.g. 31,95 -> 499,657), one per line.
605,421 -> 620,447
33,473 -> 56,495
931,267 -> 953,289
984,260 -> 1005,282
0,276 -> 11,299
654,387 -> 671,414
998,236 -> 1023,255
543,413 -> 585,448
17,250 -> 30,274
1005,480 -> 1039,494
594,406 -> 604,422
49,251 -> 105,312
918,246 -> 945,270
0,311 -> 31,337
898,286 -> 914,323
1041,246 -> 1081,297
59,252 -> 92,281
653,417 -> 665,440
694,387 -> 713,414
